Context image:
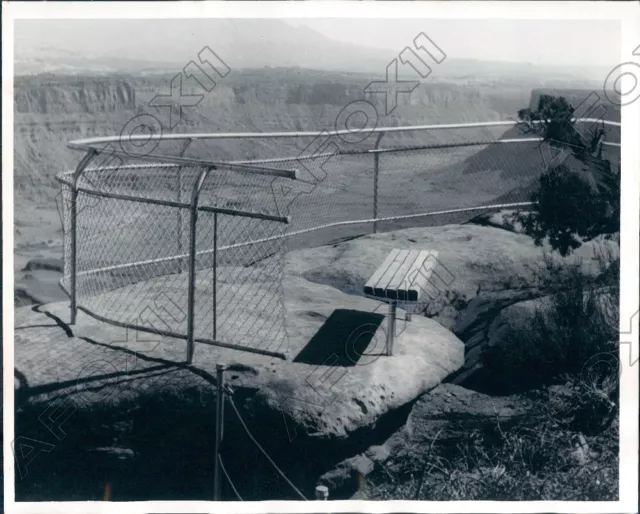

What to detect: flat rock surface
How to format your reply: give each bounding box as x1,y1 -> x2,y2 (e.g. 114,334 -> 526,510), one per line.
287,224 -> 617,330
15,268 -> 67,306
14,223 -> 616,442
15,272 -> 464,442
14,251 -> 66,307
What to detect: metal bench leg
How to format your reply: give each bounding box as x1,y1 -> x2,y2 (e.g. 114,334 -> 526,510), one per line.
386,301 -> 397,356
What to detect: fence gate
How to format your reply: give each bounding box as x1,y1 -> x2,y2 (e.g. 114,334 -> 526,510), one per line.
192,164 -> 293,359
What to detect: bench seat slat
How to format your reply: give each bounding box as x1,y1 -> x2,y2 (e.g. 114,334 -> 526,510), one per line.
373,250 -> 413,297
386,249 -> 430,300
364,249 -> 399,296
403,251 -> 437,301
365,248 -> 439,303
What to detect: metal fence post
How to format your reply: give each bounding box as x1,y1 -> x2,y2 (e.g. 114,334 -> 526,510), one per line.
213,212 -> 217,342
70,150 -> 97,325
186,167 -> 212,363
372,131 -> 386,234
214,363 -> 226,501
177,139 -> 193,274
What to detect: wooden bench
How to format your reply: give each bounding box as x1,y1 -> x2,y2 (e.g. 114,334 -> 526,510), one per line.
364,249 -> 438,355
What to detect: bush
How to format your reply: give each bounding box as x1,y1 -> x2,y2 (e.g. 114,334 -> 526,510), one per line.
363,253 -> 620,501
515,95 -> 620,256
366,413 -> 618,501
518,94 -> 584,152
516,164 -> 619,256
482,250 -> 619,398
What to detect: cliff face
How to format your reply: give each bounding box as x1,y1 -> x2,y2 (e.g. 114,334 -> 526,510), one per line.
13,68 -> 618,248
13,70 -> 529,201
15,77 -> 136,114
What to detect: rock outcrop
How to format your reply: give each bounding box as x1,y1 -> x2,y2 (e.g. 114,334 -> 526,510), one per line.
13,222 -> 617,499
287,224 -> 618,330
15,267 -> 465,441
319,383 -> 532,498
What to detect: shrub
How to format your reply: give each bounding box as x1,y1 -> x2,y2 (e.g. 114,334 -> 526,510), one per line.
515,94 -> 619,256
518,94 -> 584,152
517,164 -> 619,256
366,414 -> 618,501
482,249 -> 619,398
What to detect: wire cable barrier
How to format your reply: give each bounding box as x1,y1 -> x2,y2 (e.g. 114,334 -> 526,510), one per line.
218,454 -> 244,501
226,393 -> 308,500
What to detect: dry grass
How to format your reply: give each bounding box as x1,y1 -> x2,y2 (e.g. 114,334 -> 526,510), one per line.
483,247 -> 619,392
365,247 -> 620,501
366,403 -> 618,501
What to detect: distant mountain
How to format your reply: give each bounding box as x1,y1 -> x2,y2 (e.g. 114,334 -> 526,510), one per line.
14,18 -> 610,87
14,19 -> 392,76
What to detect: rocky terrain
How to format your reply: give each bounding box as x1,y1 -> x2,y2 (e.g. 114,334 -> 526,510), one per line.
13,220 -> 619,500
12,66 -> 621,501
14,70 -> 533,285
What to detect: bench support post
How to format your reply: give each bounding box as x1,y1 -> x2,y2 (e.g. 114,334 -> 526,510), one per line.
386,301 -> 397,356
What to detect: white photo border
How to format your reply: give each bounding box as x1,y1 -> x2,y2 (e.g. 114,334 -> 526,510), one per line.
3,2 -> 638,513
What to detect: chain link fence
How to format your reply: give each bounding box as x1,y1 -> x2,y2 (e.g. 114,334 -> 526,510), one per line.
56,120 -> 621,362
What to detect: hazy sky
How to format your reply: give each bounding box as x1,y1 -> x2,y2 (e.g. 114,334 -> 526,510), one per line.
14,17 -> 621,71
286,18 -> 621,67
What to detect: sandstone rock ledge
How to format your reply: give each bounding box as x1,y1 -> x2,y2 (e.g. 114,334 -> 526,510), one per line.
15,222 -> 616,499
14,274 -> 464,443
15,221 -> 617,442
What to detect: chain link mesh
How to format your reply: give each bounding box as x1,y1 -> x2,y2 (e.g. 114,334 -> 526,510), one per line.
192,167 -> 290,354
56,123 -> 621,360
72,162 -> 203,337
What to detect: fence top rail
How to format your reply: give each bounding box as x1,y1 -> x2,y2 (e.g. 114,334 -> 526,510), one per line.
56,130 -> 621,188
68,118 -> 621,150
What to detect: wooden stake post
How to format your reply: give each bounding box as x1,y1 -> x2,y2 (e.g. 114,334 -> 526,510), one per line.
315,485 -> 329,500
